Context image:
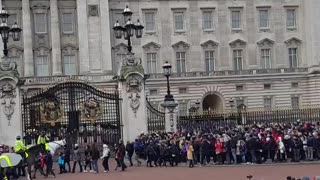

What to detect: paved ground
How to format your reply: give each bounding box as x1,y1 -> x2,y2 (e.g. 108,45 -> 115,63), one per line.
27,162 -> 320,180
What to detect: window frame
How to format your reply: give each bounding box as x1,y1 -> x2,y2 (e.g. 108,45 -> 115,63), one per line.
291,96 -> 300,109
144,10 -> 156,33
178,101 -> 189,116
176,51 -> 187,74
61,12 -> 74,34
288,47 -> 298,68
173,10 -> 186,32
261,48 -> 272,69
146,52 -> 157,74
263,96 -> 273,110
35,55 -> 49,76
233,49 -> 243,71
204,50 -> 215,72
231,10 -> 242,31
34,12 -> 48,34
202,10 -> 214,31
63,55 -> 77,76
258,9 -> 270,30
286,8 -> 297,30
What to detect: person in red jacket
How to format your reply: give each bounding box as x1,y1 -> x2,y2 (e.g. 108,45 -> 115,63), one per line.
215,139 -> 224,164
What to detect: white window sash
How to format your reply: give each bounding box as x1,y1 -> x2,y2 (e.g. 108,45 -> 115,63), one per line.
287,9 -> 296,29
36,56 -> 49,76
261,49 -> 271,69
259,10 -> 269,29
176,52 -> 186,73
174,12 -> 184,31
63,55 -> 76,75
233,50 -> 243,70
205,51 -> 215,72
146,53 -> 157,74
35,13 -> 47,33
145,12 -> 155,32
289,48 -> 298,68
203,11 -> 213,30
231,11 -> 241,29
62,13 -> 74,33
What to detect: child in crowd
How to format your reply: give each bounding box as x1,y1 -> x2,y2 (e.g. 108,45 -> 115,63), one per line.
58,152 -> 66,174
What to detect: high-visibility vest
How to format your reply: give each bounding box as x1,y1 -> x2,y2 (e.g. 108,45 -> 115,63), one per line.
45,143 -> 49,151
0,155 -> 12,167
14,140 -> 26,152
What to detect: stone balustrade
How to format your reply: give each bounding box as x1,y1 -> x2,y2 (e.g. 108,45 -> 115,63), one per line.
21,67 -> 310,85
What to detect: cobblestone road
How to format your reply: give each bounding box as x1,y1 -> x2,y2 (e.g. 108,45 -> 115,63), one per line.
30,162 -> 320,180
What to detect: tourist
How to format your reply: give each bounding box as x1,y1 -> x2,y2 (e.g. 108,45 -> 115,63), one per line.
187,141 -> 194,168
91,144 -> 100,173
58,152 -> 66,174
126,141 -> 134,166
45,150 -> 56,178
72,144 -> 83,173
101,144 -> 110,172
83,145 -> 92,173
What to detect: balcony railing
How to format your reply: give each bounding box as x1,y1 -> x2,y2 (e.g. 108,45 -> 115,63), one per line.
21,67 -> 309,85
148,67 -> 309,79
23,74 -> 115,85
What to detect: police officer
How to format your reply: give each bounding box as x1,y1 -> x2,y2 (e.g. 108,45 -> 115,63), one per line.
14,136 -> 27,160
37,131 -> 49,146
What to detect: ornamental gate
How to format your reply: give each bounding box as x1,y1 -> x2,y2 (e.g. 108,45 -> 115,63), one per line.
146,98 -> 165,133
22,81 -> 122,148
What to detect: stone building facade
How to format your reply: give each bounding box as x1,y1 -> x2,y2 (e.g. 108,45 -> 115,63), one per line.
2,0 -> 320,119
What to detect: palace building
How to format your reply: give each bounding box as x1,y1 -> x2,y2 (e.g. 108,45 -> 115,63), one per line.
1,0 -> 320,145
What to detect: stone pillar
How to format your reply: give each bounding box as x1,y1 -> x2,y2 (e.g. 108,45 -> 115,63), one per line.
50,0 -> 62,75
0,2 -> 3,56
22,0 -> 34,76
77,0 -> 90,74
99,0 -> 113,72
119,55 -> 147,142
162,101 -> 178,132
0,57 -> 23,146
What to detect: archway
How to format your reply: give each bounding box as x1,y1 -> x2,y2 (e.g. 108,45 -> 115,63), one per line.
202,93 -> 224,112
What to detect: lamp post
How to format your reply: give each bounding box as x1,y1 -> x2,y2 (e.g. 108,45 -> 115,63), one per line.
0,8 -> 22,57
113,5 -> 144,53
163,61 -> 174,102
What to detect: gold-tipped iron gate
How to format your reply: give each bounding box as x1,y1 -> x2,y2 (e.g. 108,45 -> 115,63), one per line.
22,81 -> 122,148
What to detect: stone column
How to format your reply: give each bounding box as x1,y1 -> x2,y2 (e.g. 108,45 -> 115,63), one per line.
22,0 -> 34,76
50,0 -> 62,75
0,2 -> 3,56
77,0 -> 90,74
99,0 -> 113,72
120,73 -> 147,142
162,101 -> 178,132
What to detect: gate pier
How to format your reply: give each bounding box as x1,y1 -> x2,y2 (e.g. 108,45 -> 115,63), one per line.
118,53 -> 147,142
0,57 -> 24,146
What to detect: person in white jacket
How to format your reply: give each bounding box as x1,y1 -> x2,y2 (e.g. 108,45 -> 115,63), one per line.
101,144 -> 110,172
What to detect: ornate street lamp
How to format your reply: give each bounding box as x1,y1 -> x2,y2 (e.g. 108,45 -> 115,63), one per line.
113,5 -> 144,53
0,8 -> 22,57
163,61 -> 174,102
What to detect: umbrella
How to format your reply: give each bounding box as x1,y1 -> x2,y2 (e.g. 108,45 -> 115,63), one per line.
0,153 -> 22,168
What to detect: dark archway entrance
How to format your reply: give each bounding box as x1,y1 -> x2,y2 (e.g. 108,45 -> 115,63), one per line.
202,94 -> 224,112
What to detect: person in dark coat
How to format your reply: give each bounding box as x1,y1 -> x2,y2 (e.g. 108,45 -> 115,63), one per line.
64,145 -> 71,173
45,151 -> 55,178
146,142 -> 156,167
126,141 -> 134,166
117,140 -> 127,171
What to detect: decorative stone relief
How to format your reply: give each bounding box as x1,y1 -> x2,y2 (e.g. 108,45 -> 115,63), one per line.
40,99 -> 63,127
0,82 -> 16,126
229,39 -> 247,48
88,5 -> 99,17
126,75 -> 142,117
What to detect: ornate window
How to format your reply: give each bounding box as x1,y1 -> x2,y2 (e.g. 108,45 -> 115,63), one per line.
201,40 -> 218,73
258,8 -> 270,30
285,37 -> 301,68
229,7 -> 243,31
32,4 -> 49,34
229,39 -> 246,71
257,38 -> 274,69
172,41 -> 190,75
34,47 -> 51,76
143,42 -> 161,74
62,44 -> 78,76
62,13 -> 74,34
286,8 -> 297,30
112,43 -> 128,74
143,9 -> 157,33
202,9 -> 214,31
172,9 -> 186,32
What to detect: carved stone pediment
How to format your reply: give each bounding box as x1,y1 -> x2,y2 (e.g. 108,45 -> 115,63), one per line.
257,38 -> 275,47
172,41 -> 190,50
142,42 -> 161,51
8,45 -> 24,52
201,40 -> 219,49
31,3 -> 50,10
285,37 -> 302,46
229,39 -> 247,48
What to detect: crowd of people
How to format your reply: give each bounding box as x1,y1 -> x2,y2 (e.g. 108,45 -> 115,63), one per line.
2,120 -> 320,179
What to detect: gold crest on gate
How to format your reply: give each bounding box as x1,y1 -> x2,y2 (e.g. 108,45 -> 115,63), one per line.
40,100 -> 62,126
81,97 -> 102,123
